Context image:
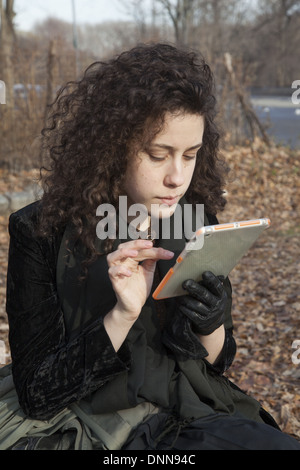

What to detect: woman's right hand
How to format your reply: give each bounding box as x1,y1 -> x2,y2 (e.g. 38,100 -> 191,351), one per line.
104,239 -> 174,351
106,239 -> 174,320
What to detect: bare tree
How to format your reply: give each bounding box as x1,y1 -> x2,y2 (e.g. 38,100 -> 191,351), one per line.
0,0 -> 17,167
157,0 -> 195,45
251,0 -> 300,86
0,0 -> 15,110
224,52 -> 270,146
117,0 -> 196,45
33,17 -> 73,46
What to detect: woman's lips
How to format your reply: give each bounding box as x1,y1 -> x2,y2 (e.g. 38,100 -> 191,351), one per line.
158,195 -> 180,206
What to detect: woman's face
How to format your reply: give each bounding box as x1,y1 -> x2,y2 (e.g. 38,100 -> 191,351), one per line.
123,112 -> 205,223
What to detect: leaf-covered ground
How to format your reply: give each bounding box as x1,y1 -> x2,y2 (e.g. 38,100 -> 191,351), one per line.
219,139 -> 300,441
0,139 -> 299,441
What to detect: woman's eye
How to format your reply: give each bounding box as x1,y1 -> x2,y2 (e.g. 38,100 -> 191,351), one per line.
149,155 -> 165,161
148,154 -> 196,162
184,155 -> 196,161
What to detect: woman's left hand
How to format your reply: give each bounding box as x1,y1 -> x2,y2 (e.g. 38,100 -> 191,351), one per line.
177,271 -> 227,336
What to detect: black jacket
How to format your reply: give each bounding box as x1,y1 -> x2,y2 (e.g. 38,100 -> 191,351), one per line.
6,201 -> 236,421
6,202 -> 132,419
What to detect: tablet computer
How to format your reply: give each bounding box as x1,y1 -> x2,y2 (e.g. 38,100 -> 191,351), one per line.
153,218 -> 270,300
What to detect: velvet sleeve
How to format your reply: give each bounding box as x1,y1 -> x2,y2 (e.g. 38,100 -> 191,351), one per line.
6,204 -> 131,420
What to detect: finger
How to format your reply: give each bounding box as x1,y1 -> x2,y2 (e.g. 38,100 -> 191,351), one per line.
135,247 -> 174,262
140,258 -> 157,274
108,264 -> 133,279
182,279 -> 218,307
108,242 -> 173,267
114,246 -> 173,264
107,243 -> 147,265
180,292 -> 216,313
117,239 -> 154,250
179,303 -> 209,323
201,271 -> 224,297
107,249 -> 138,268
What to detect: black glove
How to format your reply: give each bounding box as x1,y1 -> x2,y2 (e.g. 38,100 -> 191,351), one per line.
178,271 -> 227,336
162,304 -> 209,360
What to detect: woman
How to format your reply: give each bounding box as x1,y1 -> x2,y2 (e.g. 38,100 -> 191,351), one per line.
1,43 -> 299,450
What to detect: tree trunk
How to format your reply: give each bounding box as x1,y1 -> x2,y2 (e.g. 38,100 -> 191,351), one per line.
45,39 -> 60,109
159,0 -> 194,45
224,52 -> 271,146
0,0 -> 15,110
0,0 -> 16,167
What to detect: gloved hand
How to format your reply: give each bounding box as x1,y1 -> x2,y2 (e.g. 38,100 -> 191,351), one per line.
178,271 -> 227,336
162,271 -> 228,360
162,304 -> 209,360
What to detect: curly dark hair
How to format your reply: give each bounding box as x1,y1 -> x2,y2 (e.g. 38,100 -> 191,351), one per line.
38,42 -> 228,264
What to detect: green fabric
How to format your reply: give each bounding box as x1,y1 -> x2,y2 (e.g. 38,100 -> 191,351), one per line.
0,364 -> 78,450
0,364 -> 159,450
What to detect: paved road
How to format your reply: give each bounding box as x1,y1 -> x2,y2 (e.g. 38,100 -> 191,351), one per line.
251,95 -> 300,148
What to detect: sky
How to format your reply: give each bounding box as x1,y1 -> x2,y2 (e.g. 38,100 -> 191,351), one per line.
14,0 -> 131,31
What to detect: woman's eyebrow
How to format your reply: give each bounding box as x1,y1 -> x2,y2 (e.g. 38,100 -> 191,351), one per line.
150,142 -> 203,151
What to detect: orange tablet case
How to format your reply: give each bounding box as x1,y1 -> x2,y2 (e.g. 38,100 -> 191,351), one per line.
153,218 -> 270,300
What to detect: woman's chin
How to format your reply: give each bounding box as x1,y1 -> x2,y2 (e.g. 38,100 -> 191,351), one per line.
150,202 -> 178,219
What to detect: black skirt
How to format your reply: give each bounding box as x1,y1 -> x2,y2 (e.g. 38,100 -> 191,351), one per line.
123,412 -> 300,450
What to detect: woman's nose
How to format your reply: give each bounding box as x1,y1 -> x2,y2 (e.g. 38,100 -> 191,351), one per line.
164,160 -> 185,187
